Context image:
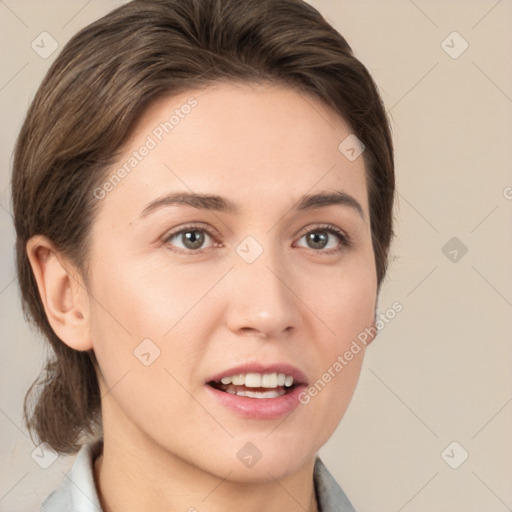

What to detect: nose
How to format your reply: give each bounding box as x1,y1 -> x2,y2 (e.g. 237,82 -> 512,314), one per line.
224,243 -> 301,340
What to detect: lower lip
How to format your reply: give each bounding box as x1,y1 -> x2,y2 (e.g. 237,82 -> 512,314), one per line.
205,384 -> 306,420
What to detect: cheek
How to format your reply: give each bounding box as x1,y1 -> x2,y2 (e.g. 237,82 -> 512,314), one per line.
86,248 -> 214,393
86,267 -> 201,433
87,252 -> 186,340
299,254 -> 375,418
85,254 -> 161,389
305,256 -> 377,344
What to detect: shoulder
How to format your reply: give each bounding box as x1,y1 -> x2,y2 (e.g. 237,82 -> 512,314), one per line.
39,439 -> 104,512
314,457 -> 357,512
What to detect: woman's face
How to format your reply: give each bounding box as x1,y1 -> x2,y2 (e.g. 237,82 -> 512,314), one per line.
86,81 -> 377,481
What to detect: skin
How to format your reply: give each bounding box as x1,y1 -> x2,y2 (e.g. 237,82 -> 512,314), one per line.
27,81 -> 378,512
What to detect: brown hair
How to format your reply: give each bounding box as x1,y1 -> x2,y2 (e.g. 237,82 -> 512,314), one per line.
11,0 -> 394,454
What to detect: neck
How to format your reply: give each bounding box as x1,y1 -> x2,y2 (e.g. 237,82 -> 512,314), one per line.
94,422 -> 318,512
93,430 -> 319,512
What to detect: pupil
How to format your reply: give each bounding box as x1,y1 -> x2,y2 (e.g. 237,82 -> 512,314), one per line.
308,231 -> 327,249
184,230 -> 204,249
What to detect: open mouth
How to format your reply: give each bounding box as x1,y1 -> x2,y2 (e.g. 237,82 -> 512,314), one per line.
208,372 -> 297,399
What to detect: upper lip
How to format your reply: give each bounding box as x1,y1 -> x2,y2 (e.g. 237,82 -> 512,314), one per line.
206,362 -> 308,385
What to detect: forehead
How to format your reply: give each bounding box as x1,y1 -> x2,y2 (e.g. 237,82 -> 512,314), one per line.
95,81 -> 369,222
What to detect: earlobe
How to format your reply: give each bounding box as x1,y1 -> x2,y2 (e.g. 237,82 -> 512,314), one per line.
26,235 -> 92,351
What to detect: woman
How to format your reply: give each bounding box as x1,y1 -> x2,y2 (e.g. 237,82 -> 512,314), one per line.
11,0 -> 394,510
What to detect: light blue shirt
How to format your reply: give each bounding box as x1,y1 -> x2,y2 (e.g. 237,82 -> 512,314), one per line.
40,439 -> 356,511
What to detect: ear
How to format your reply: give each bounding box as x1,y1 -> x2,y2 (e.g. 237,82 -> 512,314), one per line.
26,235 -> 92,351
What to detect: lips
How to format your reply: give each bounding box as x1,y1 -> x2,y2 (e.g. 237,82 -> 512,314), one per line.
205,363 -> 308,419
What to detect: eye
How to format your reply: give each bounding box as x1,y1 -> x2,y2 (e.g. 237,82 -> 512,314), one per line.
163,223 -> 218,252
163,223 -> 351,254
295,224 -> 351,253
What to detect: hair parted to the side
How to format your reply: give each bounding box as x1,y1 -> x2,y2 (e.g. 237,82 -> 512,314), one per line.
11,0 -> 395,454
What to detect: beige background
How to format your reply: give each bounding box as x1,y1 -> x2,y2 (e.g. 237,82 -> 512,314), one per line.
1,1 -> 511,511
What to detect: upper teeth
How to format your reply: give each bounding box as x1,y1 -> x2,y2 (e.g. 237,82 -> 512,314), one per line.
219,373 -> 294,388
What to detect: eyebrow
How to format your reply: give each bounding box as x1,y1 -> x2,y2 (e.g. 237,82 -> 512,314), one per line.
139,190 -> 365,221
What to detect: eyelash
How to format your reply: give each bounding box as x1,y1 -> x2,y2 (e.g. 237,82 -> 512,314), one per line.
162,223 -> 351,255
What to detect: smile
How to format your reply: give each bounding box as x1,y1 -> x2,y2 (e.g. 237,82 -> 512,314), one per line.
206,364 -> 307,419
209,372 -> 295,399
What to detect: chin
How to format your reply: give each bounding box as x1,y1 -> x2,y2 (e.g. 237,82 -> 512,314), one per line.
195,434 -> 320,484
